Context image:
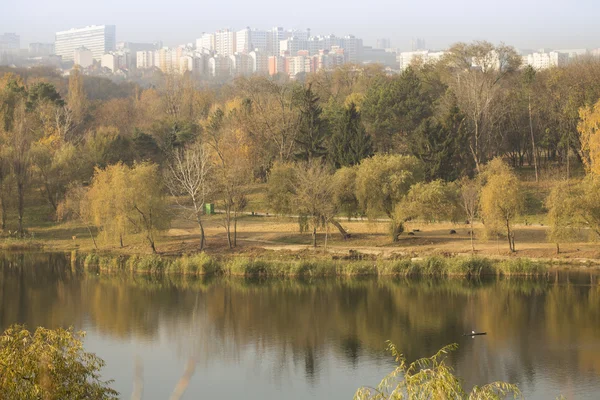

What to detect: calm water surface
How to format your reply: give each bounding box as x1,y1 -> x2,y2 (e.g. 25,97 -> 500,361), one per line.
1,252 -> 599,399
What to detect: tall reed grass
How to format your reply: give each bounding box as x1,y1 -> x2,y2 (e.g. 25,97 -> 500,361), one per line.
78,253 -> 550,278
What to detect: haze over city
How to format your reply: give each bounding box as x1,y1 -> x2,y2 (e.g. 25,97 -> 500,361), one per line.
4,0 -> 600,49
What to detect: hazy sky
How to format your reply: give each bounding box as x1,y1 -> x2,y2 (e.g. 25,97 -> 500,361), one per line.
3,0 -> 599,50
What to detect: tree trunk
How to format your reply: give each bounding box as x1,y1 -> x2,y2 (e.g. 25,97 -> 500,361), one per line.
0,194 -> 6,231
506,219 -> 514,252
470,220 -> 475,253
329,218 -> 351,239
556,242 -> 560,255
120,233 -> 124,248
391,220 -> 404,242
528,94 -> 539,183
195,210 -> 205,251
312,226 -> 317,248
17,182 -> 24,238
225,205 -> 233,249
233,209 -> 238,248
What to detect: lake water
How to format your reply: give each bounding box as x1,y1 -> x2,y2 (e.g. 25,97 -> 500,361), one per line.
1,252 -> 599,399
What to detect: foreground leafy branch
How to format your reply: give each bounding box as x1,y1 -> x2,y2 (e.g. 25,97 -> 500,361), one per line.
355,342 -> 520,400
0,324 -> 118,399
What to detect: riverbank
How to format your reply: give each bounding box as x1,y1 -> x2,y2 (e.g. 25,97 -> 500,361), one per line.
78,252 -> 562,278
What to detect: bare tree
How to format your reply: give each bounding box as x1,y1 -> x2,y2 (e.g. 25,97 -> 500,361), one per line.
235,77 -> 300,161
459,177 -> 481,253
443,42 -> 521,172
166,142 -> 214,250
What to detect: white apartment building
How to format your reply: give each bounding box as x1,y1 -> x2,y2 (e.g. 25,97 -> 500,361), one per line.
136,50 -> 155,69
236,28 -> 269,54
288,55 -> 312,77
526,51 -> 568,70
55,25 -> 116,62
229,53 -> 252,76
339,35 -> 363,64
268,27 -> 285,56
208,55 -> 231,77
74,47 -> 93,68
196,33 -> 215,52
102,51 -> 130,72
250,30 -> 268,52
215,29 -> 235,56
280,36 -> 307,56
399,50 -> 445,70
236,28 -> 251,53
249,49 -> 269,74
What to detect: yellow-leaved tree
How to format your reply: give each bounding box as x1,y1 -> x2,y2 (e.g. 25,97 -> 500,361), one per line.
86,162 -> 170,252
577,99 -> 600,175
480,158 -> 523,252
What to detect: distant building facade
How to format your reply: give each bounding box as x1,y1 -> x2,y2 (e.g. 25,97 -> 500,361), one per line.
55,25 -> 116,61
526,51 -> 569,70
74,47 -> 93,68
0,33 -> 21,53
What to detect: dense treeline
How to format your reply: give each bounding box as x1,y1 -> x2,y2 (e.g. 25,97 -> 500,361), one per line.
2,41 -> 600,253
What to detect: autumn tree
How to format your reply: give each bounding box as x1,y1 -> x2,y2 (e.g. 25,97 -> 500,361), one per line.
480,158 -> 523,252
0,325 -> 118,399
87,162 -> 170,252
233,77 -> 301,162
67,66 -> 88,132
459,177 -> 482,252
355,154 -> 424,241
205,107 -> 252,248
577,98 -> 600,175
293,162 -> 335,247
442,41 -> 521,172
57,183 -> 99,250
332,166 -> 360,220
166,141 -> 214,250
267,162 -> 348,246
545,180 -> 579,254
7,99 -> 35,237
398,180 -> 462,224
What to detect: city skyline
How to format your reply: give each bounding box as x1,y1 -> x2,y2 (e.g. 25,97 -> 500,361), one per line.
3,0 -> 600,50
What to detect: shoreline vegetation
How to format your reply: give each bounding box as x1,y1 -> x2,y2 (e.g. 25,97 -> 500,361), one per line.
78,252 -> 570,278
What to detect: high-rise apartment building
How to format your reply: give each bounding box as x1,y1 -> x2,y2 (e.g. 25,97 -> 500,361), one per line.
249,49 -> 268,74
215,29 -> 235,56
236,28 -> 251,53
196,33 -> 215,52
268,27 -> 285,56
136,50 -> 155,69
55,25 -> 116,62
340,35 -> 363,64
280,36 -> 308,56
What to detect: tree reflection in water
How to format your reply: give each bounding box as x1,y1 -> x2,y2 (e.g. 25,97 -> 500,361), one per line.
0,252 -> 599,398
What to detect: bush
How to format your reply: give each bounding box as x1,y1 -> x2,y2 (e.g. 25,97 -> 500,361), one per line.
497,258 -> 548,276
126,255 -> 165,274
0,325 -> 118,399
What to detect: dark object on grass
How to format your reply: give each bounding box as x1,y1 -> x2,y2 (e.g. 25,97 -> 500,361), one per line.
449,230 -> 457,234
412,229 -> 420,232
408,232 -> 415,236
463,331 -> 487,336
